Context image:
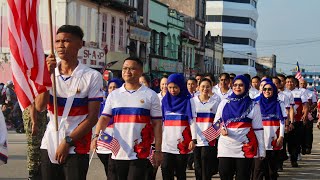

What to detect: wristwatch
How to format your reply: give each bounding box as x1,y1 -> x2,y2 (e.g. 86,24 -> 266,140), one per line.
65,136 -> 74,146
192,139 -> 197,144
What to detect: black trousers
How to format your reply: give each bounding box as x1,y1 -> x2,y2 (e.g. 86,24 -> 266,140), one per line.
252,150 -> 280,180
145,160 -> 158,180
194,146 -> 218,180
40,149 -> 89,180
287,121 -> 304,162
161,153 -> 189,180
302,120 -> 313,152
219,157 -> 253,180
97,153 -> 112,178
108,158 -> 149,180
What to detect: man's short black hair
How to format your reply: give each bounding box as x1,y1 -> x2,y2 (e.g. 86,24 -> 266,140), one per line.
57,25 -> 84,40
195,73 -> 203,77
277,74 -> 286,79
219,73 -> 230,80
229,73 -> 236,79
187,77 -> 197,83
124,56 -> 143,68
203,73 -> 215,83
272,76 -> 281,83
252,76 -> 261,81
243,74 -> 251,81
141,73 -> 151,84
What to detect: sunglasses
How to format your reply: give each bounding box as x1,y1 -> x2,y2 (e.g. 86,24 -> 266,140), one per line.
263,88 -> 273,91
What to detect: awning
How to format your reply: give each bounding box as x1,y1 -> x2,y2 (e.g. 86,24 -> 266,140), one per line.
106,52 -> 129,71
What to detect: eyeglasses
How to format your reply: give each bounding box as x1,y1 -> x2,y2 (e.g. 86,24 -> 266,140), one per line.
233,83 -> 244,88
122,67 -> 137,72
263,88 -> 273,91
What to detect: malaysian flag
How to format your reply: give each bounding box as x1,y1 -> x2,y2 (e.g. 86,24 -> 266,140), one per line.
7,0 -> 51,110
97,131 -> 120,156
202,120 -> 221,142
295,62 -> 303,81
148,148 -> 155,166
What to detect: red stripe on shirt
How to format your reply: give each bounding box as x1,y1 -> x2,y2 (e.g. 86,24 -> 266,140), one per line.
113,115 -> 150,123
164,120 -> 189,126
227,122 -> 251,128
196,117 -> 213,123
48,104 -> 88,116
262,121 -> 280,126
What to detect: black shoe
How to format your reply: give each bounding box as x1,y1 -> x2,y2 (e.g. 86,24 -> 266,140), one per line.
306,148 -> 311,154
291,161 -> 298,167
278,165 -> 283,171
187,165 -> 194,170
301,149 -> 306,155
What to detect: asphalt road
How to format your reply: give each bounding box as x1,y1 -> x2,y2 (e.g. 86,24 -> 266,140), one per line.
1,125 -> 320,180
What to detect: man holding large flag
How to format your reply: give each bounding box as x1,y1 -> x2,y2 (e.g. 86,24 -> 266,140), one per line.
7,1 -> 52,179
35,25 -> 103,180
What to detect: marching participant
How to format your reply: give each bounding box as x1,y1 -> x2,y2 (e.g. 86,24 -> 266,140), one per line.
35,25 -> 104,180
192,78 -> 221,180
97,57 -> 162,180
214,75 -> 265,180
161,73 -> 197,180
214,73 -> 232,100
158,76 -> 168,103
253,82 -> 286,180
285,75 -> 308,167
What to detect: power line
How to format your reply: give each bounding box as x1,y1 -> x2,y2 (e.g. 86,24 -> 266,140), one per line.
223,49 -> 320,66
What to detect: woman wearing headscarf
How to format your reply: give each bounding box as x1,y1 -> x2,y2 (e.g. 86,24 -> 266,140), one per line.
161,73 -> 197,180
91,78 -> 123,178
253,82 -> 286,180
192,78 -> 221,180
214,75 -> 265,180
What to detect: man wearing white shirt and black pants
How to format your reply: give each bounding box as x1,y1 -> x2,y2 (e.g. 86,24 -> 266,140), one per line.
36,25 -> 103,180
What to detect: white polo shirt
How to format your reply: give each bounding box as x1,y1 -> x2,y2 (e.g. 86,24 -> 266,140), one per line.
193,94 -> 221,146
102,84 -> 162,160
291,88 -> 308,121
249,87 -> 260,99
41,62 -> 104,154
214,88 -> 232,100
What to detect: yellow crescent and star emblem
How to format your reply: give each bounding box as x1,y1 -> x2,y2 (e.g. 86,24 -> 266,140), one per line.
140,99 -> 145,103
103,136 -> 109,141
76,88 -> 81,94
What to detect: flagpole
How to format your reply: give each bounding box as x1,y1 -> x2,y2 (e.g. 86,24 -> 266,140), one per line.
48,0 -> 59,132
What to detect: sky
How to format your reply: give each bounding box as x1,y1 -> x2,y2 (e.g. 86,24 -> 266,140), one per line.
257,0 -> 320,74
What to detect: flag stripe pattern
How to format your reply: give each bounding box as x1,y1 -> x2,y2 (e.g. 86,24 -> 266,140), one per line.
7,0 -> 51,111
202,121 -> 221,142
97,132 -> 120,156
295,62 -> 303,81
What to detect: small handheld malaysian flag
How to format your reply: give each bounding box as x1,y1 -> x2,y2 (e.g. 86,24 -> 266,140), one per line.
202,120 -> 221,142
97,132 -> 120,156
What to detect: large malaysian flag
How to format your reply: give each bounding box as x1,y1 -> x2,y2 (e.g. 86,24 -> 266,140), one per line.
7,0 -> 52,110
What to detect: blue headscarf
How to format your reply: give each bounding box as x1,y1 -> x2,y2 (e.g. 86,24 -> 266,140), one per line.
254,78 -> 272,102
108,78 -> 123,89
259,82 -> 284,122
222,75 -> 253,123
161,74 -> 193,121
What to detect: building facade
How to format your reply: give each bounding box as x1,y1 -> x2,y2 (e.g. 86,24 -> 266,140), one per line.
206,0 -> 258,76
149,0 -> 184,79
0,0 -> 147,80
256,54 -> 276,77
158,0 -> 206,76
